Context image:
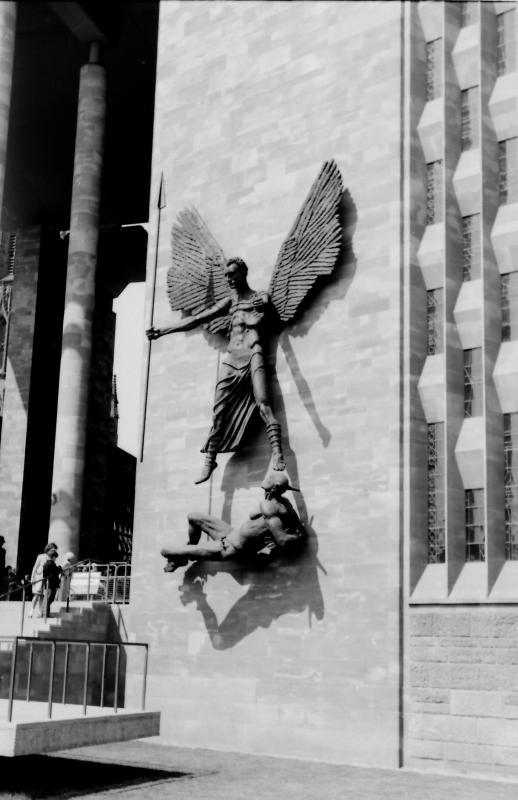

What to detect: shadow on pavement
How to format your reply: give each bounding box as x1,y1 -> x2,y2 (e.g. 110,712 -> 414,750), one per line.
0,754 -> 192,799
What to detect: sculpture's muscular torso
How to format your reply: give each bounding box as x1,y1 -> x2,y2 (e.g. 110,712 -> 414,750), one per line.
160,472 -> 304,572
147,258 -> 285,484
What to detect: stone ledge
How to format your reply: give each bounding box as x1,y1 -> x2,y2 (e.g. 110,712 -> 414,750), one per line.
0,702 -> 160,757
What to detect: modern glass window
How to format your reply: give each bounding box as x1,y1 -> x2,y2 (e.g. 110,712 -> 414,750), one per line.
426,161 -> 443,224
461,87 -> 479,151
460,2 -> 478,27
426,38 -> 442,102
499,138 -> 518,205
464,348 -> 483,417
497,9 -> 517,76
465,489 -> 485,561
428,423 -> 445,564
426,288 -> 444,355
501,272 -> 518,342
504,413 -> 518,560
462,214 -> 481,281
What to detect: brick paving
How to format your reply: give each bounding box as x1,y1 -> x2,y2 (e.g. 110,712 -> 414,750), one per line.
42,740 -> 518,800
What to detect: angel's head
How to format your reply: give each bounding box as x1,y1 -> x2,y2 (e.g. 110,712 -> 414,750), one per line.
225,257 -> 248,290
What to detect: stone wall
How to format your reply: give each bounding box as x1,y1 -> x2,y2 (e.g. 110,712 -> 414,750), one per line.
130,0 -> 404,766
408,606 -> 518,778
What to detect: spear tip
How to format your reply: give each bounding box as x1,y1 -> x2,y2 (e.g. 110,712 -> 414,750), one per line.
158,172 -> 166,209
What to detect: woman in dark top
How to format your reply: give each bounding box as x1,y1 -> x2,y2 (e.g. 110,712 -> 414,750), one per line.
42,549 -> 62,617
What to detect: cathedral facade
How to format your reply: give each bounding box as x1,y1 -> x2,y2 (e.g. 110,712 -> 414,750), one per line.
1,0 -> 518,778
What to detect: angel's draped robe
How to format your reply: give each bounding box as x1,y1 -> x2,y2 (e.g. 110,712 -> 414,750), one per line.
200,346 -> 267,454
201,295 -> 270,454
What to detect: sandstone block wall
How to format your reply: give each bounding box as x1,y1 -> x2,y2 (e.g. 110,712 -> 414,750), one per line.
408,606 -> 518,778
130,1 -> 404,766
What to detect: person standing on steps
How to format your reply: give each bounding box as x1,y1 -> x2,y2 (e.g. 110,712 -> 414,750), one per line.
42,549 -> 62,618
58,551 -> 76,602
29,542 -> 58,618
0,535 -> 7,597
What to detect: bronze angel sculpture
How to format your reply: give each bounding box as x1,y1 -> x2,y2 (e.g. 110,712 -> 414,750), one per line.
147,160 -> 344,485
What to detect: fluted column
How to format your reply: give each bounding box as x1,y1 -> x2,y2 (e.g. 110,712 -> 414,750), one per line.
0,1 -> 16,217
49,43 -> 106,555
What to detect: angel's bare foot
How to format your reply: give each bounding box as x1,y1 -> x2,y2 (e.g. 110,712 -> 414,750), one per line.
272,452 -> 286,471
194,457 -> 217,484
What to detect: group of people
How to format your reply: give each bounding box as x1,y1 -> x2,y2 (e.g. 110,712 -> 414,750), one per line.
0,534 -> 22,600
29,543 -> 76,618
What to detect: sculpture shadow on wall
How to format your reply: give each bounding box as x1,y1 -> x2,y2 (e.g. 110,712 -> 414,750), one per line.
178,518 -> 324,651
183,189 -> 357,650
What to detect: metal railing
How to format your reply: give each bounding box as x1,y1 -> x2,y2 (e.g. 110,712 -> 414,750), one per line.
67,561 -> 131,604
0,560 -> 131,620
6,636 -> 148,722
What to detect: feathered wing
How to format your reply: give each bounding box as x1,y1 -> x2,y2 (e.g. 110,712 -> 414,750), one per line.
167,207 -> 230,335
269,160 -> 344,324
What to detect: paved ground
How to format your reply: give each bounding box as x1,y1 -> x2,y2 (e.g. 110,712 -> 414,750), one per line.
2,739 -> 518,800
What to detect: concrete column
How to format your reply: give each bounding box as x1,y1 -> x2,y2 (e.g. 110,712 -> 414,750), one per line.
49,44 -> 106,556
0,1 -> 16,219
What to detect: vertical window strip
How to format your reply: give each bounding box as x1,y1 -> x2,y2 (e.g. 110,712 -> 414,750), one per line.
499,138 -> 518,206
504,413 -> 518,560
508,138 -> 518,204
426,161 -> 443,224
499,141 -> 508,205
426,288 -> 444,355
7,233 -> 16,276
428,423 -> 445,564
426,39 -> 442,102
461,87 -> 479,151
497,10 -> 517,76
462,214 -> 481,282
502,273 -> 510,342
465,488 -> 485,561
464,348 -> 483,417
501,272 -> 518,342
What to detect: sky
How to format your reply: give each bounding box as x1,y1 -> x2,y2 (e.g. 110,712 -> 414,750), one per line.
113,282 -> 146,456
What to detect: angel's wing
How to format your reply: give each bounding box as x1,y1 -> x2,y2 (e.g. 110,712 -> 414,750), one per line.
269,160 -> 343,324
167,207 -> 230,335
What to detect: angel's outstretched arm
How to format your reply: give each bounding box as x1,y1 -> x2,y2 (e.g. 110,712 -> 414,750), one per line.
147,297 -> 230,339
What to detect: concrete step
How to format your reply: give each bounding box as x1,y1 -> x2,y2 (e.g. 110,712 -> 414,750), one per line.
0,699 -> 160,757
0,601 -> 121,639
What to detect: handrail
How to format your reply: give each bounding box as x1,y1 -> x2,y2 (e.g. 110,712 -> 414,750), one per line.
6,636 -> 149,722
0,557 -> 92,602
0,560 -> 132,621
